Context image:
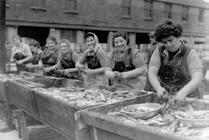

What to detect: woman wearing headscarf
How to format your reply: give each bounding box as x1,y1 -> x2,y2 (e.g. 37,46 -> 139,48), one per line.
55,39 -> 81,79
105,31 -> 146,91
39,36 -> 58,76
76,32 -> 108,88
146,20 -> 203,101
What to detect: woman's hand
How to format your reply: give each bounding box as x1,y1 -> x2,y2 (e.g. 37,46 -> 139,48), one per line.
25,63 -> 33,69
76,62 -> 84,71
43,67 -> 51,73
120,72 -> 128,79
175,91 -> 187,101
156,87 -> 167,98
105,70 -> 115,79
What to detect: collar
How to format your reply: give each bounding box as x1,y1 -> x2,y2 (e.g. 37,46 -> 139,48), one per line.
160,42 -> 186,58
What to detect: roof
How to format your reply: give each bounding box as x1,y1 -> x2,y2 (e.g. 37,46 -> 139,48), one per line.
156,0 -> 209,9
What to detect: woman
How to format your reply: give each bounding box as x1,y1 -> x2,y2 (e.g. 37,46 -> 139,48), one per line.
55,39 -> 81,79
105,31 -> 146,91
76,32 -> 108,88
25,39 -> 43,73
40,36 -> 58,76
10,35 -> 32,64
147,20 -> 203,101
10,35 -> 33,71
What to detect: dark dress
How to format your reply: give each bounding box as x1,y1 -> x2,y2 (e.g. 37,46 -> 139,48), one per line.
41,46 -> 58,76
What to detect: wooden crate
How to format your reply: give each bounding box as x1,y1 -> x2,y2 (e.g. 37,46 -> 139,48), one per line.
34,91 -> 79,140
7,80 -> 39,118
14,109 -> 67,140
75,94 -> 209,140
33,79 -> 85,140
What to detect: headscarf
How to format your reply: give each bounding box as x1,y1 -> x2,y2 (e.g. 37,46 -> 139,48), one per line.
85,32 -> 100,55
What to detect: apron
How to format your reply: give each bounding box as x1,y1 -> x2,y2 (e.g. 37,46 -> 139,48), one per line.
26,52 -> 43,73
144,45 -> 200,98
31,52 -> 42,65
13,52 -> 27,71
41,47 -> 58,76
82,51 -> 107,89
57,51 -> 82,80
13,52 -> 26,61
110,48 -> 145,91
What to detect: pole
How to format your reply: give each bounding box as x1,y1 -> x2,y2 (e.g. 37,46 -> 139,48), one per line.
0,0 -> 6,73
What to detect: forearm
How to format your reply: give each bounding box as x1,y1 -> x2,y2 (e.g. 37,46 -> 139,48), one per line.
65,68 -> 78,73
125,66 -> 146,78
89,67 -> 105,74
20,56 -> 32,63
45,65 -> 58,71
178,73 -> 203,97
29,64 -> 41,69
148,70 -> 163,92
105,68 -> 114,78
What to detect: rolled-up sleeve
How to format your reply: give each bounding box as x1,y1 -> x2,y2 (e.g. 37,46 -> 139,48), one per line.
132,49 -> 145,68
97,49 -> 108,67
23,44 -> 32,57
149,47 -> 161,70
187,49 -> 203,75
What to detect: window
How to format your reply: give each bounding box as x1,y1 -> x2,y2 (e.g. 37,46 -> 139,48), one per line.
121,0 -> 132,16
144,0 -> 153,19
60,29 -> 76,43
164,3 -> 172,19
64,0 -> 77,12
182,6 -> 189,21
198,8 -> 204,23
31,0 -> 46,9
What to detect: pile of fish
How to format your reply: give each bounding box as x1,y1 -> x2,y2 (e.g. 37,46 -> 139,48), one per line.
0,73 -> 35,81
34,87 -> 140,108
109,102 -> 209,139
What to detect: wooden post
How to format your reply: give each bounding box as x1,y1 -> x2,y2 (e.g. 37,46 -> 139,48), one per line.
0,0 -> 6,73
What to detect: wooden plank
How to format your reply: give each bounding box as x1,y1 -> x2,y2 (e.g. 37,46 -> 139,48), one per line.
7,80 -> 39,118
27,125 -> 67,140
76,94 -> 197,140
34,91 -> 79,140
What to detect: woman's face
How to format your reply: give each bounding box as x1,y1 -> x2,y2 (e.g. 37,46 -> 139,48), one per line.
46,39 -> 56,48
161,36 -> 181,52
30,45 -> 38,53
113,36 -> 127,52
60,42 -> 70,52
13,38 -> 21,47
85,36 -> 96,50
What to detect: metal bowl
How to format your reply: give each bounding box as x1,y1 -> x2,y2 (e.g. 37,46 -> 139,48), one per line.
121,103 -> 163,120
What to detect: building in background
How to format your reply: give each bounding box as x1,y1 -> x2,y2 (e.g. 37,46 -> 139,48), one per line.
5,0 -> 209,51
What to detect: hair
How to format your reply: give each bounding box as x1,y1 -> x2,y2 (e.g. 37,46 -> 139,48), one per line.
29,39 -> 41,48
12,35 -> 22,42
149,31 -> 155,39
58,39 -> 71,48
154,20 -> 183,42
46,36 -> 57,45
85,32 -> 95,40
112,31 -> 129,47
